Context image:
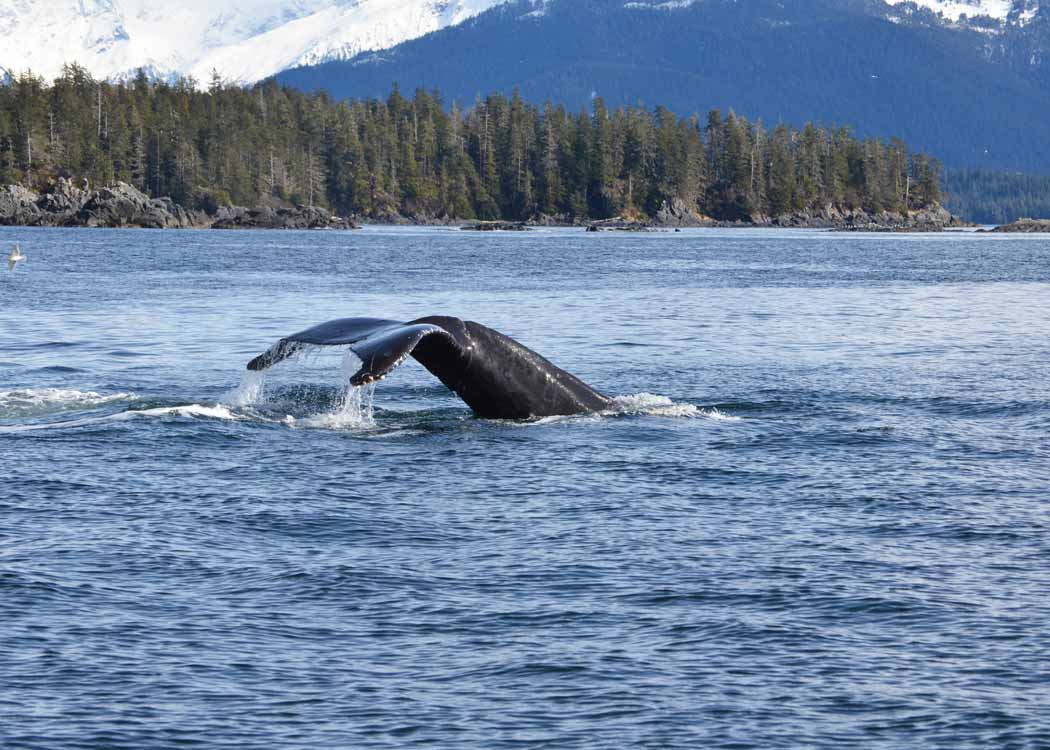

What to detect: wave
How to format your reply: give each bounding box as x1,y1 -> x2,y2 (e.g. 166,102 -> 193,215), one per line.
610,393 -> 740,421
133,404 -> 245,421
0,400 -> 247,433
0,388 -> 136,419
2,375 -> 722,436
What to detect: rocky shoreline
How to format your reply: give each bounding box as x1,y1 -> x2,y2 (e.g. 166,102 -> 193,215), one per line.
643,199 -> 968,231
1,181 -> 977,232
0,179 -> 354,230
525,200 -> 968,232
979,218 -> 1050,233
461,221 -> 530,231
210,205 -> 353,230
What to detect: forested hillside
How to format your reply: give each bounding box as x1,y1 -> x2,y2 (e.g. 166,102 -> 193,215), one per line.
944,170 -> 1050,225
0,66 -> 942,222
279,0 -> 1050,173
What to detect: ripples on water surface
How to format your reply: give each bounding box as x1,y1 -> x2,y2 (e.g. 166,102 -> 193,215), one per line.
2,226 -> 1049,749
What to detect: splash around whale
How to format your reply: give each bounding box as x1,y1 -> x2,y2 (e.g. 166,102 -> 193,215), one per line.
247,316 -> 612,420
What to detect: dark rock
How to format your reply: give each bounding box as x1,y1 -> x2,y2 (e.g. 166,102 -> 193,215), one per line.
654,198 -> 710,227
0,178 -> 350,230
36,177 -> 88,219
461,221 -> 530,231
210,204 -> 354,230
763,203 -> 966,232
0,185 -> 43,226
585,217 -> 652,232
1,179 -> 209,229
78,183 -> 169,228
985,218 -> 1050,233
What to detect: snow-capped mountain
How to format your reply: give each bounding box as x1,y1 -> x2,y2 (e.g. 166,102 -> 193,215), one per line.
0,0 -> 505,84
882,0 -> 1040,23
2,0 -> 1041,86
621,0 -> 1040,23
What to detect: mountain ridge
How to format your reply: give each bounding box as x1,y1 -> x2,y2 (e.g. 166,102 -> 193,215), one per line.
3,0 -> 1046,85
0,0 -> 505,84
277,0 -> 1050,171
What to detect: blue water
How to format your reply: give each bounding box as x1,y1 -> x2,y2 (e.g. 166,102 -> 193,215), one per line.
2,226 -> 1049,749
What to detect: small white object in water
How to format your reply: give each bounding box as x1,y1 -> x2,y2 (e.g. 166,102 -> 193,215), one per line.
8,243 -> 26,272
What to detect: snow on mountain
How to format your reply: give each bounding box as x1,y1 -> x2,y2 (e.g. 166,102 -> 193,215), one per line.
885,0 -> 1012,20
882,0 -> 1038,23
0,0 -> 505,85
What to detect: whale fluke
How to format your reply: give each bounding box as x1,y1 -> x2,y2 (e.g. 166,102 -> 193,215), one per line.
248,316 -> 611,419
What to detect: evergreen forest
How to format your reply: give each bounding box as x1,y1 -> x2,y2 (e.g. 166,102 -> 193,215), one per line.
944,170 -> 1050,225
0,66 -> 944,222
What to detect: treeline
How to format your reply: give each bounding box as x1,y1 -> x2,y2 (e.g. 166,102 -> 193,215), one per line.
944,169 -> 1050,225
0,65 -> 942,221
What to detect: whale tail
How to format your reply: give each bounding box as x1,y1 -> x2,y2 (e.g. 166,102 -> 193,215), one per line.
247,317 -> 459,384
247,316 -> 610,419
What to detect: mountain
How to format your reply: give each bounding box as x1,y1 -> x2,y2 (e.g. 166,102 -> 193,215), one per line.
4,0 -> 1049,172
883,0 -> 1036,23
277,0 -> 1050,172
0,0 -> 503,84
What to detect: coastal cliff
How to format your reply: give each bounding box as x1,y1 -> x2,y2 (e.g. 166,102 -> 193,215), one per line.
0,179 -> 205,228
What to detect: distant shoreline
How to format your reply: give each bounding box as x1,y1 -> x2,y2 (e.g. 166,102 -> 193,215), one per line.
0,220 -> 992,234
1,180 -> 978,233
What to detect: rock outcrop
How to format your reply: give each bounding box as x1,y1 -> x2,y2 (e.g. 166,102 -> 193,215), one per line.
0,185 -> 44,226
984,218 -> 1050,233
755,203 -> 965,231
654,198 -> 709,227
461,221 -> 530,231
0,178 -> 355,230
77,183 -> 206,228
585,217 -> 652,232
578,203 -> 964,232
210,204 -> 353,230
0,179 -> 206,228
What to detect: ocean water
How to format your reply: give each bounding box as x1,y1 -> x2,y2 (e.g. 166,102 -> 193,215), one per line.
2,225 -> 1049,749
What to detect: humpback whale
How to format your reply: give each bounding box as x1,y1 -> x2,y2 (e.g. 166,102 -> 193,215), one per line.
247,316 -> 612,419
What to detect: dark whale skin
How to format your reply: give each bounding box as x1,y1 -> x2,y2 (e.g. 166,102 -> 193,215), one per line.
247,316 -> 611,419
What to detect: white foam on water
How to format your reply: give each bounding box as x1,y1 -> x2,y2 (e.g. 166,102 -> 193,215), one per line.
697,406 -> 741,421
610,393 -> 741,421
0,388 -> 136,418
525,413 -> 604,426
1,347 -> 380,433
499,393 -> 738,427
0,402 -> 246,433
133,404 -> 245,421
